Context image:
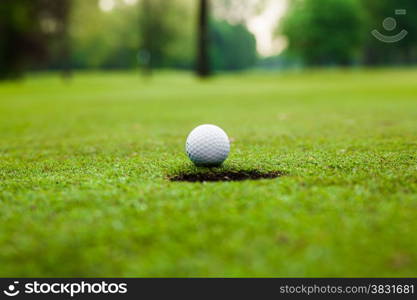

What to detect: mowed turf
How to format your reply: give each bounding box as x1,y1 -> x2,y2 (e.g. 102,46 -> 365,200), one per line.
0,69 -> 416,277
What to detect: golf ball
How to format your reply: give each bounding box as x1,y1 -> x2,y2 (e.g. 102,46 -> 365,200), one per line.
185,124 -> 230,167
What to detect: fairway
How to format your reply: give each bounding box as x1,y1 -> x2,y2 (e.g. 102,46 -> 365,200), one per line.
0,69 -> 416,277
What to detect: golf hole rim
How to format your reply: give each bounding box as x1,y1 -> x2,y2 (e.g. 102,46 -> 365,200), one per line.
168,169 -> 286,183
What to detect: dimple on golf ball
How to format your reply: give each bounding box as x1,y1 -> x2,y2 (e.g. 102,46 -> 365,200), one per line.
185,124 -> 230,167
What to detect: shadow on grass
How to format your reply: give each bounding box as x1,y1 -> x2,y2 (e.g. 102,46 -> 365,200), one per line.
168,169 -> 286,183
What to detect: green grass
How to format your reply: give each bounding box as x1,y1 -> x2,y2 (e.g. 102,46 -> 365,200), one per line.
0,69 -> 416,277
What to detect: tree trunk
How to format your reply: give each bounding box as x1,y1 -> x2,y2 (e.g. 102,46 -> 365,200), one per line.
196,0 -> 210,77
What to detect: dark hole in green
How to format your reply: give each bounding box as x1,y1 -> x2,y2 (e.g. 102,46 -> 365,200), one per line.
169,170 -> 285,182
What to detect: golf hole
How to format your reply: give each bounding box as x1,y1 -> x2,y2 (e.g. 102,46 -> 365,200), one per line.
169,170 -> 285,182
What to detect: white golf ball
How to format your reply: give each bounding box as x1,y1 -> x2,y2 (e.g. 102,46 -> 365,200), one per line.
185,124 -> 230,167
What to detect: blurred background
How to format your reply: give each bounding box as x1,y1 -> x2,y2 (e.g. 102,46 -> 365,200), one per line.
1,0 -> 416,80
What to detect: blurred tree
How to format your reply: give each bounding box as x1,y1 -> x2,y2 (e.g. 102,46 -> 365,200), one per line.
139,0 -> 152,75
70,0 -> 140,69
0,0 -> 72,79
70,0 -> 194,71
41,0 -> 73,78
139,0 -> 182,73
362,0 -> 417,65
281,0 -> 365,66
196,0 -> 210,77
0,0 -> 44,79
213,0 -> 270,24
210,20 -> 257,71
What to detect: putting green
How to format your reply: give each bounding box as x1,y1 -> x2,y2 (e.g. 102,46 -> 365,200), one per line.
0,69 -> 416,276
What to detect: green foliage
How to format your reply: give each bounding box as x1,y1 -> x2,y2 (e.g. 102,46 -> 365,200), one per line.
210,20 -> 257,71
69,0 -> 196,70
281,0 -> 366,66
70,1 -> 140,69
140,0 -> 196,69
1,70 -> 417,276
69,2 -> 257,71
0,0 -> 71,78
361,0 -> 417,65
